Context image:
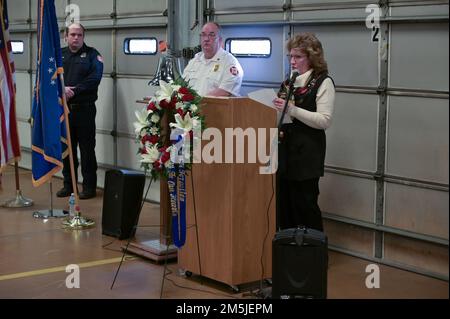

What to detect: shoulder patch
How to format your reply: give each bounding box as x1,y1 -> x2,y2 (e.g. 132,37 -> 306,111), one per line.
230,66 -> 239,76
97,55 -> 104,63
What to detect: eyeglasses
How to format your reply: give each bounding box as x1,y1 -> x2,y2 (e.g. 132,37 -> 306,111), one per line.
200,32 -> 217,39
288,54 -> 307,60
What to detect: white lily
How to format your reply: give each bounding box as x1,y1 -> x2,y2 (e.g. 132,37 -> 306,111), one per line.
170,112 -> 193,132
156,80 -> 174,102
140,144 -> 160,164
151,113 -> 160,123
134,108 -> 149,135
171,84 -> 181,92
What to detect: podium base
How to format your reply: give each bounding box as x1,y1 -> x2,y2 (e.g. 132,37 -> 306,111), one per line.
123,239 -> 177,262
33,209 -> 68,219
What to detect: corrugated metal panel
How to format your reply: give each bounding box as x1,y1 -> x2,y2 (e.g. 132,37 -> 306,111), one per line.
70,0 -> 113,18
326,92 -> 379,172
324,220 -> 375,256
293,25 -> 379,87
84,30 -> 113,74
319,173 -> 376,223
385,182 -> 449,239
386,96 -> 449,184
384,234 -> 449,277
389,23 -> 449,91
15,72 -> 31,119
96,78 -> 114,131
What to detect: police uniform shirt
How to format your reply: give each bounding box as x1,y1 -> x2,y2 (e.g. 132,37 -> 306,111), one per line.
182,48 -> 244,97
62,43 -> 103,104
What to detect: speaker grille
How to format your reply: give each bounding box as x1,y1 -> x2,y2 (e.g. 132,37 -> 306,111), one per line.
102,169 -> 145,239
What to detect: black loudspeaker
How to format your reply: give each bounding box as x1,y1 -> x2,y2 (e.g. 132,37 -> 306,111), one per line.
272,227 -> 328,299
102,169 -> 145,239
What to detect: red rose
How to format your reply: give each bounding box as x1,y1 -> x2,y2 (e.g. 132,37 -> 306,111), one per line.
159,99 -> 170,109
179,87 -> 190,94
161,150 -> 170,163
182,93 -> 194,102
153,161 -> 161,170
141,135 -> 159,145
149,135 -> 159,144
170,96 -> 178,108
140,147 -> 147,154
147,102 -> 157,111
176,108 -> 185,118
159,146 -> 167,153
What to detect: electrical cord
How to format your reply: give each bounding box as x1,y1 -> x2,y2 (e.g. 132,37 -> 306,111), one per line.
163,266 -> 241,299
248,172 -> 275,299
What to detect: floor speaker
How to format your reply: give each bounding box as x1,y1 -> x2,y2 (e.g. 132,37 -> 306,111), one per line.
102,169 -> 145,239
272,227 -> 328,299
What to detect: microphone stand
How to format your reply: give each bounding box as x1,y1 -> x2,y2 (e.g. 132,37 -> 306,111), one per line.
276,74 -> 298,231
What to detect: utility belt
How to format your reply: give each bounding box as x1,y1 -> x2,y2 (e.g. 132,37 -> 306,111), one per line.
68,102 -> 94,111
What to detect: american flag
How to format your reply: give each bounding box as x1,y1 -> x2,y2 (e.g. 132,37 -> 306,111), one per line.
0,0 -> 21,173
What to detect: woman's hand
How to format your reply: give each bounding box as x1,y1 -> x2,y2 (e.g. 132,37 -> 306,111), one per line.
273,97 -> 292,112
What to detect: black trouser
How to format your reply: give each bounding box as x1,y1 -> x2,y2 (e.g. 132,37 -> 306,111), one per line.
278,177 -> 323,231
63,103 -> 97,191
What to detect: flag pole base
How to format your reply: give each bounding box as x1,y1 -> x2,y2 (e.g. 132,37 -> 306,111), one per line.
62,214 -> 95,229
3,190 -> 34,208
33,209 -> 69,219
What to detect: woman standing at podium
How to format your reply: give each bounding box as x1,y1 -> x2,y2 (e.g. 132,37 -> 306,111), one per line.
272,33 -> 335,231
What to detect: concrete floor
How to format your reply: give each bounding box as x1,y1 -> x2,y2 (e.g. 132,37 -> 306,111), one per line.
0,166 -> 448,299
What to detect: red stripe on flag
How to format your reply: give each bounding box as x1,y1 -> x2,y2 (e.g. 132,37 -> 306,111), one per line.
0,40 -> 20,164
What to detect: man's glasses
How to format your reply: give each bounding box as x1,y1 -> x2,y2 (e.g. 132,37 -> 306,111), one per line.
200,32 -> 217,39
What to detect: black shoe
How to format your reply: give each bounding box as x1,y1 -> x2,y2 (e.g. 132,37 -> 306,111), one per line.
56,187 -> 72,198
79,189 -> 96,200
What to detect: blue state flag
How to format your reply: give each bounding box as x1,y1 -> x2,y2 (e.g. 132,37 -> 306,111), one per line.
31,0 -> 67,186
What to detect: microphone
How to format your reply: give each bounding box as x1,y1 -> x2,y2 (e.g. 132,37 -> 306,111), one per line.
289,70 -> 300,87
278,71 -> 299,129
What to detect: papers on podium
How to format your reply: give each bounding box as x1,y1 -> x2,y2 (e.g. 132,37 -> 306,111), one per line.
248,89 -> 292,124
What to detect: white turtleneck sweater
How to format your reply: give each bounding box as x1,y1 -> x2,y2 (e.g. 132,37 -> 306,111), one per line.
288,69 -> 335,130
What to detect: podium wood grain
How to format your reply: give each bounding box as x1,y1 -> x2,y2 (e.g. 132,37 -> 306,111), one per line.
178,97 -> 277,286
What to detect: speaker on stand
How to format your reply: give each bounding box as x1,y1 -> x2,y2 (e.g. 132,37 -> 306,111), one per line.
102,169 -> 146,240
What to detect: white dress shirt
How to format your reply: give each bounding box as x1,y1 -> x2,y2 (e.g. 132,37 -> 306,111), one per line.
182,48 -> 244,97
288,69 -> 335,130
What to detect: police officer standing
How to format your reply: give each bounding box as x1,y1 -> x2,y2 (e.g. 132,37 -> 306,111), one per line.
56,23 -> 103,199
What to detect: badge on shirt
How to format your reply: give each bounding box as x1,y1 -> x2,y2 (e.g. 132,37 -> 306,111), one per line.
80,52 -> 87,58
230,66 -> 239,76
213,64 -> 219,72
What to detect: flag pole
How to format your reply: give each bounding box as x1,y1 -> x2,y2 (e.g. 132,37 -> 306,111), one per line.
59,72 -> 95,229
2,162 -> 34,208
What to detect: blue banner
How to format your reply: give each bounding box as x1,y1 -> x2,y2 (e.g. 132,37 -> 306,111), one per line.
169,165 -> 187,248
31,0 -> 67,186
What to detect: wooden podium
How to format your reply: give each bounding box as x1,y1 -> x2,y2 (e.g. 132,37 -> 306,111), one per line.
178,97 -> 277,288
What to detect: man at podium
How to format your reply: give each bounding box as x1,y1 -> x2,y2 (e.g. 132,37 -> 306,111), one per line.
182,22 -> 244,97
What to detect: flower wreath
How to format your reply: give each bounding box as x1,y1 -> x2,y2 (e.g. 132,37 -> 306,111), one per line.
134,78 -> 205,180
134,78 -> 204,248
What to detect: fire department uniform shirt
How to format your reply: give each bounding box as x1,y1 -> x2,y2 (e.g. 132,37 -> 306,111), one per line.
182,48 -> 244,97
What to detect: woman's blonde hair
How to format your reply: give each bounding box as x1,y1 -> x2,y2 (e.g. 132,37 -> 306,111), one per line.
287,32 -> 328,76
